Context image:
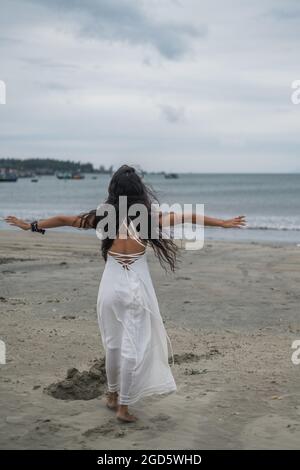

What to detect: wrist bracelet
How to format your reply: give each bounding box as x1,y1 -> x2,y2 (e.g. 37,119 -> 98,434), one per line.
31,221 -> 45,234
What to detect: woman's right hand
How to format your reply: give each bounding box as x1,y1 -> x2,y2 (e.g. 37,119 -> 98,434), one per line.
4,216 -> 30,231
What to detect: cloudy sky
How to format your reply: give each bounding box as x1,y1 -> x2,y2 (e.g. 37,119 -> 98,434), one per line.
0,0 -> 299,172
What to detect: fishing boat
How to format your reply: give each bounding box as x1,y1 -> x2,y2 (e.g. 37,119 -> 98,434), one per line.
56,171 -> 85,180
164,172 -> 179,179
72,173 -> 85,180
56,172 -> 72,180
0,170 -> 18,182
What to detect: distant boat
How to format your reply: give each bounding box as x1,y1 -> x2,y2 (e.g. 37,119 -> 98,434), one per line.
0,171 -> 18,182
18,171 -> 34,178
164,172 -> 179,179
72,173 -> 85,180
31,177 -> 39,183
56,172 -> 85,180
56,172 -> 72,180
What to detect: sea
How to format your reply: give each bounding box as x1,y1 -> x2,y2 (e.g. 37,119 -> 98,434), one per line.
0,173 -> 299,244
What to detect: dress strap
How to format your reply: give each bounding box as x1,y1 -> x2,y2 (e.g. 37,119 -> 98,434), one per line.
118,218 -> 146,249
108,251 -> 146,257
108,218 -> 146,268
107,250 -> 146,268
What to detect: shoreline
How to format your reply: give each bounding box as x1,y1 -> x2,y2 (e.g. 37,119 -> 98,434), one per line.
0,227 -> 299,247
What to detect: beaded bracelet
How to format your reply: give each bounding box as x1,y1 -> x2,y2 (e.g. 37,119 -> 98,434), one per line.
30,221 -> 45,234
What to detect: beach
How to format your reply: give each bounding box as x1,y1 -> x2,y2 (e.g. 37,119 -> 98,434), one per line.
0,230 -> 300,450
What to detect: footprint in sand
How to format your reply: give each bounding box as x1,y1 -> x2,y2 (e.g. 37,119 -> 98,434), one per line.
83,422 -> 119,438
82,418 -> 150,440
172,353 -> 201,365
150,413 -> 171,423
34,419 -> 71,435
170,350 -> 221,366
149,413 -> 174,432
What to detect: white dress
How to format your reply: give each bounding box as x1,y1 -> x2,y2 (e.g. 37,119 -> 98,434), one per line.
96,222 -> 177,405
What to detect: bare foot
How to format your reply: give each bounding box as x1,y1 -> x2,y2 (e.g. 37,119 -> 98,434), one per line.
116,411 -> 138,423
116,404 -> 138,423
106,392 -> 118,411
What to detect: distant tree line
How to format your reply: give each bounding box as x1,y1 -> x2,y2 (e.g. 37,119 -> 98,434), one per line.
0,158 -> 103,175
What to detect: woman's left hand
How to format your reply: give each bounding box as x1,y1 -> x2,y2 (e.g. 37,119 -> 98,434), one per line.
4,216 -> 30,231
222,215 -> 246,228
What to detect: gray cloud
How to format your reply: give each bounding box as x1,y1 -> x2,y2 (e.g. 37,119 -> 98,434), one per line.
28,0 -> 206,59
0,0 -> 299,172
36,81 -> 72,92
21,57 -> 79,70
268,4 -> 300,20
0,36 -> 21,45
159,104 -> 186,123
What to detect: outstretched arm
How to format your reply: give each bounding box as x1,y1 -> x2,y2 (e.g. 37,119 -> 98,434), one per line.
202,214 -> 246,228
160,212 -> 246,229
5,214 -> 83,231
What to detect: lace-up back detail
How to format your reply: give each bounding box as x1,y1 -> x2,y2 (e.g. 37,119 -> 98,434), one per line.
107,218 -> 146,269
107,250 -> 146,269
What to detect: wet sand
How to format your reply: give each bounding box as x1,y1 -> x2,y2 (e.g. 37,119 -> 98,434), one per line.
0,230 -> 300,449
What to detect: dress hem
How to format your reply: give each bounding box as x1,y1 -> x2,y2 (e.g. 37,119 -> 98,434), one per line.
118,381 -> 177,405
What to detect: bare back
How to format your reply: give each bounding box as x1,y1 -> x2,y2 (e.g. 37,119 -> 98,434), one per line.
108,219 -> 146,263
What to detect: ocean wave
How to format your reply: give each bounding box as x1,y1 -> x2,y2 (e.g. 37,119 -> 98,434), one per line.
246,225 -> 300,232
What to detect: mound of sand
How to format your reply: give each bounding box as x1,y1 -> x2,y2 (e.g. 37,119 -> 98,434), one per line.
44,358 -> 106,400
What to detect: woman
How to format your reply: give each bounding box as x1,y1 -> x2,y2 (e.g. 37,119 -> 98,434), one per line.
5,165 -> 246,423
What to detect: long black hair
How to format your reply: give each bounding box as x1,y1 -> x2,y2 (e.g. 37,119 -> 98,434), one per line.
78,165 -> 178,271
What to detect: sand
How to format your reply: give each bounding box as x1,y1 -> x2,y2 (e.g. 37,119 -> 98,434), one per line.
0,229 -> 300,449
